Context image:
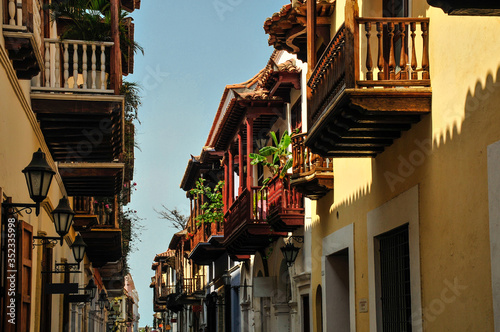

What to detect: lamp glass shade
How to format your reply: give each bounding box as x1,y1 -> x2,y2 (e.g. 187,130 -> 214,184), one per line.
86,279 -> 97,299
71,234 -> 87,263
52,197 -> 75,238
222,272 -> 231,286
22,149 -> 55,203
281,242 -> 300,267
98,290 -> 107,309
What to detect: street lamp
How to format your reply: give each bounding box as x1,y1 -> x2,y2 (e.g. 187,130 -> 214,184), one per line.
98,290 -> 109,310
71,234 -> 87,266
34,196 -> 76,246
2,149 -> 55,216
85,278 -> 97,300
280,236 -> 304,267
222,272 -> 231,332
22,148 -> 56,215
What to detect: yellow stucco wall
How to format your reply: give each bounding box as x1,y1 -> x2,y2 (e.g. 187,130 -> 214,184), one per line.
310,1 -> 500,331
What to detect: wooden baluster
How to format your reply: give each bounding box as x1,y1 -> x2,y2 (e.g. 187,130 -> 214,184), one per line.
376,22 -> 384,81
44,41 -> 50,87
388,22 -> 396,80
399,22 -> 408,80
91,44 -> 97,89
16,0 -> 21,26
63,43 -> 69,88
55,42 -> 60,88
410,22 -> 418,80
100,45 -> 106,90
365,22 -> 373,81
9,0 -> 16,25
72,43 -> 78,89
421,21 -> 430,80
82,44 -> 88,89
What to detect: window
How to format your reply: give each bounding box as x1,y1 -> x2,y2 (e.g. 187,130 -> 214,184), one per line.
376,224 -> 411,332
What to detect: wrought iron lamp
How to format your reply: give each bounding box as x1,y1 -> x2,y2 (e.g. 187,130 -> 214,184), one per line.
280,235 -> 304,267
3,149 -> 55,216
98,290 -> 110,311
85,278 -> 97,300
33,196 -> 76,246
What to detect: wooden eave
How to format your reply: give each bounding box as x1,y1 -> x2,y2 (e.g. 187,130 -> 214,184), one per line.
290,168 -> 334,200
264,1 -> 335,60
188,241 -> 225,265
58,162 -> 124,196
3,30 -> 43,79
31,93 -> 125,162
305,88 -> 432,157
427,0 -> 500,15
81,227 -> 122,267
121,0 -> 141,12
223,222 -> 287,256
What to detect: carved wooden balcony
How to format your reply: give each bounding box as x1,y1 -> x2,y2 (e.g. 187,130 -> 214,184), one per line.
223,188 -> 287,256
158,284 -> 175,301
427,0 -> 500,15
2,0 -> 44,78
306,18 -> 432,157
264,174 -> 305,232
30,39 -> 124,163
291,133 -> 334,199
73,196 -> 118,231
188,222 -> 225,265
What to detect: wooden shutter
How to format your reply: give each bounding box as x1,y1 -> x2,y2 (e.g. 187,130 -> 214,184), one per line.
17,221 -> 32,332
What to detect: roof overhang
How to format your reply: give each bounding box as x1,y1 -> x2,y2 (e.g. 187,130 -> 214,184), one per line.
58,162 -> 124,196
31,93 -> 124,162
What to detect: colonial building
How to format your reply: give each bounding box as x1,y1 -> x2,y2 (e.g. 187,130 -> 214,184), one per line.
0,0 -> 141,330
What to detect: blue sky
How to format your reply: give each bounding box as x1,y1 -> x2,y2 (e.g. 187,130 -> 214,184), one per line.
125,0 -> 285,326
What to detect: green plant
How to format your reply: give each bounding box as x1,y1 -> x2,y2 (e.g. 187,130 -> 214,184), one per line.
47,0 -> 144,64
121,81 -> 142,123
250,130 -> 293,186
189,178 -> 224,226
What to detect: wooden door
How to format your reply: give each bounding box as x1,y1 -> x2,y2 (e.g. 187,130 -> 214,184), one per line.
17,221 -> 33,332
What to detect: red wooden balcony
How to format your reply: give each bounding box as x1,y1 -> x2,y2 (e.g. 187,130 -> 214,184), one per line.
188,222 -> 225,265
223,187 -> 287,256
306,17 -> 431,157
2,0 -> 44,79
265,174 -> 305,232
291,133 -> 334,200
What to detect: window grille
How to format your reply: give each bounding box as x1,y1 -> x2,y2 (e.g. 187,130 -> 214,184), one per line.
377,224 -> 412,332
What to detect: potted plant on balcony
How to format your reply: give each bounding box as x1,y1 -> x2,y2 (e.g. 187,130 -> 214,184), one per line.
47,0 -> 143,87
189,178 -> 224,227
250,130 -> 293,187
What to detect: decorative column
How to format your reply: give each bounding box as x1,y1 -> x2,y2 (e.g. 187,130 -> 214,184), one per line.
228,148 -> 234,207
246,118 -> 254,191
238,130 -> 244,195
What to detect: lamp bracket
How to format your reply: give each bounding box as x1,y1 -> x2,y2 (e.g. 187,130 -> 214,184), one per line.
288,235 -> 304,243
33,236 -> 62,248
2,202 -> 38,216
42,262 -> 81,274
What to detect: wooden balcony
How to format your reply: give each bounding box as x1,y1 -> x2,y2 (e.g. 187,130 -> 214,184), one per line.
99,260 -> 125,297
291,133 -> 334,200
73,196 -> 118,231
427,0 -> 500,15
158,285 -> 175,301
223,188 -> 287,256
188,222 -> 225,265
30,39 -> 124,163
264,175 -> 305,232
82,227 -> 122,267
306,18 -> 432,157
2,0 -> 44,78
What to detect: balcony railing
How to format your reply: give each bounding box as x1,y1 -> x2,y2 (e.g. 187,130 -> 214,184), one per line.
160,285 -> 176,299
306,17 -> 431,157
73,196 -> 116,226
290,133 -> 334,199
178,275 -> 205,295
32,38 -> 114,93
2,0 -> 44,78
292,133 -> 332,175
308,18 -> 430,126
